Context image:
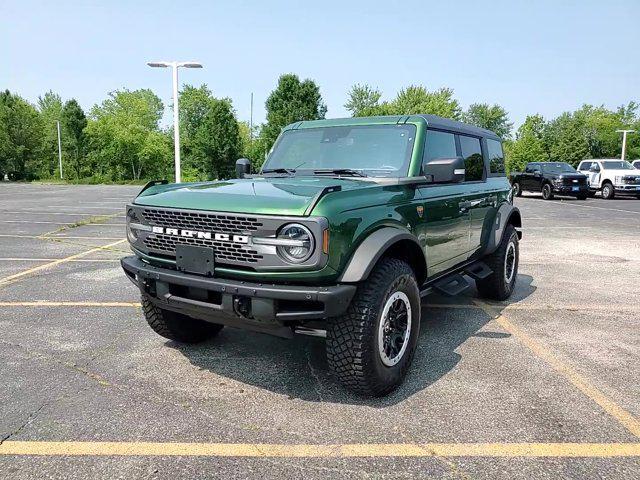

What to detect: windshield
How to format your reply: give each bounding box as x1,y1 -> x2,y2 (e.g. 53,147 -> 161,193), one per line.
541,163 -> 577,174
263,124 -> 416,177
602,160 -> 634,170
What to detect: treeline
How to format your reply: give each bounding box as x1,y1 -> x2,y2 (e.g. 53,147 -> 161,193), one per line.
1,75 -> 638,182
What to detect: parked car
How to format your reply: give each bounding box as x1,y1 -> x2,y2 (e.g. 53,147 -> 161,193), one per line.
509,162 -> 589,200
121,114 -> 522,396
632,160 -> 640,169
577,159 -> 640,199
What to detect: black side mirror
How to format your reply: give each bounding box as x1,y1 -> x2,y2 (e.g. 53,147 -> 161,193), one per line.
236,158 -> 251,178
423,157 -> 465,184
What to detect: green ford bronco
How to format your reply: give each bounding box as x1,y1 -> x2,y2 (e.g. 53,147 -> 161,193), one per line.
122,114 -> 522,396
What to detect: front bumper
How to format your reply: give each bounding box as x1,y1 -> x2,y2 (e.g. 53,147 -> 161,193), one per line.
614,185 -> 640,194
121,256 -> 356,338
552,185 -> 589,195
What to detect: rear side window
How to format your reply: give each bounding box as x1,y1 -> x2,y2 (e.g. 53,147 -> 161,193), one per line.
579,161 -> 592,170
423,129 -> 457,165
486,139 -> 505,174
459,135 -> 484,182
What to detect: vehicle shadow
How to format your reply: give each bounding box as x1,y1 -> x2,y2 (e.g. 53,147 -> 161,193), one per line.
170,274 -> 536,407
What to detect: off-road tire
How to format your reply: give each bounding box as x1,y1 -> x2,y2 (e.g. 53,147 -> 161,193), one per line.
326,257 -> 421,396
512,182 -> 522,197
141,295 -> 223,343
541,183 -> 554,200
476,224 -> 519,301
601,182 -> 615,200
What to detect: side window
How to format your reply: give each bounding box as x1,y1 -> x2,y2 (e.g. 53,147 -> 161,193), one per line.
579,161 -> 591,171
486,139 -> 505,174
459,135 -> 484,182
423,129 -> 457,166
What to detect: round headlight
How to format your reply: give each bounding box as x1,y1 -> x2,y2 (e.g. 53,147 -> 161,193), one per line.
276,224 -> 314,263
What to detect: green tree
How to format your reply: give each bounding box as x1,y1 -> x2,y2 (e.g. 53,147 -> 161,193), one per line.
60,99 -> 87,178
344,84 -> 382,117
545,112 -> 590,166
85,89 -> 171,181
390,86 -> 462,119
0,90 -> 44,179
504,115 -> 547,173
463,103 -> 513,139
192,98 -> 241,180
238,121 -> 269,171
263,74 -> 327,150
178,85 -> 242,180
37,91 -> 64,177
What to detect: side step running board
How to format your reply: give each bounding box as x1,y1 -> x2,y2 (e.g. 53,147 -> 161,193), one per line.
464,261 -> 493,281
432,274 -> 471,297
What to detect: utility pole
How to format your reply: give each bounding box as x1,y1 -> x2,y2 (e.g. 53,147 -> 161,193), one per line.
616,129 -> 636,161
56,120 -> 63,179
249,92 -> 254,140
147,60 -> 203,183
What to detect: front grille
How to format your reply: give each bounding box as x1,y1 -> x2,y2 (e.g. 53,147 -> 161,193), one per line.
142,208 -> 263,233
622,175 -> 640,185
562,177 -> 587,186
141,208 -> 264,265
143,234 -> 263,263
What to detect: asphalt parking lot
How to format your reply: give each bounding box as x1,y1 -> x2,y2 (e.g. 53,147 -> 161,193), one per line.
0,184 -> 639,479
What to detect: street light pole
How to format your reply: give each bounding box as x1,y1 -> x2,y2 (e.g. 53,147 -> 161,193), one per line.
147,60 -> 203,183
56,120 -> 63,179
616,129 -> 636,161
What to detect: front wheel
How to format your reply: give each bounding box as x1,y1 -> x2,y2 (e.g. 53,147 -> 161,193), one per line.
476,224 -> 519,301
541,183 -> 554,200
326,257 -> 421,396
601,183 -> 615,199
141,296 -> 224,343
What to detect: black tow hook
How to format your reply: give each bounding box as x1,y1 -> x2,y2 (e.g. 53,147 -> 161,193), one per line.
233,296 -> 252,319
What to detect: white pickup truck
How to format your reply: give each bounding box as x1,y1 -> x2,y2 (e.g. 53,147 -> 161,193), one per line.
577,159 -> 640,199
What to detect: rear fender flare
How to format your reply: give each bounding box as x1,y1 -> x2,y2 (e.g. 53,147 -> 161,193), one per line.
483,204 -> 522,256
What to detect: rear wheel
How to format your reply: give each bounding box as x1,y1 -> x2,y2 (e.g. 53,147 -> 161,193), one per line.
601,182 -> 615,200
477,224 -> 519,301
141,296 -> 224,343
541,183 -> 554,200
512,182 -> 522,197
326,257 -> 421,396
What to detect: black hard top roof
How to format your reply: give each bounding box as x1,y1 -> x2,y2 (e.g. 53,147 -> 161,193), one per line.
416,114 -> 501,140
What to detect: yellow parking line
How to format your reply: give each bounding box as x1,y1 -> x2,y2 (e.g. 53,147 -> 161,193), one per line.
0,301 -> 139,307
0,441 -> 638,457
503,304 -> 640,313
0,239 -> 127,287
476,301 -> 640,438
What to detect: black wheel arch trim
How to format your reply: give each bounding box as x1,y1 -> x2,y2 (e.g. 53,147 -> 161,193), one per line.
338,228 -> 425,284
482,204 -> 522,256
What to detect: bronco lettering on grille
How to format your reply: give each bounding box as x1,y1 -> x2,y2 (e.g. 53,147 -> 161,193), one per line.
151,226 -> 249,244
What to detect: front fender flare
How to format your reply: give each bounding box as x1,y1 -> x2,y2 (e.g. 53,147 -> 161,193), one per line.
338,227 -> 423,283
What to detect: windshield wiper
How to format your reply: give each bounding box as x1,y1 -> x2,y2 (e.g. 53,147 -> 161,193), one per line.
313,168 -> 367,177
261,168 -> 296,175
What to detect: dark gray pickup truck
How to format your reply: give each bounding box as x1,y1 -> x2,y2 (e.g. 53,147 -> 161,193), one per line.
510,162 -> 589,200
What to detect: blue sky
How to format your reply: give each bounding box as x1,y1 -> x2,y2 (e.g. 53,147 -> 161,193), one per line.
2,0 -> 639,130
